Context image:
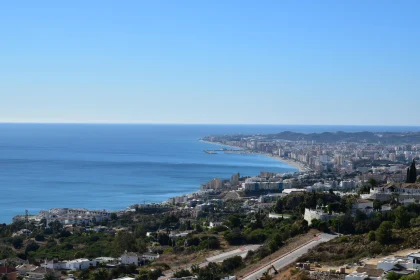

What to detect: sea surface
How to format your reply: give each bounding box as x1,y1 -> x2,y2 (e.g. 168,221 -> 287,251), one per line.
1,124 -> 420,223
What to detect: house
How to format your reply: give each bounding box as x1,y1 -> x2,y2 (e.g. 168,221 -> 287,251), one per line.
41,260 -> 62,270
26,267 -> 61,280
0,267 -> 17,280
15,264 -> 38,276
377,256 -> 412,271
303,207 -> 343,225
41,258 -> 97,270
345,266 -> 384,280
352,199 -> 374,214
63,258 -> 97,270
407,252 -> 420,270
142,253 -> 160,261
209,222 -> 223,228
121,252 -> 142,265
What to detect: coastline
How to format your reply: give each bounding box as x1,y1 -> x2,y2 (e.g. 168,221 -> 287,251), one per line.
200,139 -> 308,172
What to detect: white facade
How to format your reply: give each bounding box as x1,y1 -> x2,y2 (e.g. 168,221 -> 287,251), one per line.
63,259 -> 96,270
407,252 -> 420,270
304,208 -> 343,225
209,222 -> 223,228
377,257 -> 411,271
142,253 -> 160,261
345,272 -> 381,280
121,252 -> 141,265
41,259 -> 96,270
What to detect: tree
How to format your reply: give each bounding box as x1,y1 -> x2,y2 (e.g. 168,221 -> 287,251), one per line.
410,160 -> 417,183
406,160 -> 418,183
274,199 -> 284,214
385,271 -> 401,280
376,221 -> 393,245
368,230 -> 376,241
89,268 -> 109,280
11,237 -> 24,249
43,272 -> 59,280
373,200 -> 382,211
406,168 -> 411,183
191,264 -> 200,274
174,269 -> 192,278
395,206 -> 410,229
368,178 -> 378,188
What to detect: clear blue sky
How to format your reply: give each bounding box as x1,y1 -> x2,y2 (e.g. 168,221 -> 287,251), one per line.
1,0 -> 419,125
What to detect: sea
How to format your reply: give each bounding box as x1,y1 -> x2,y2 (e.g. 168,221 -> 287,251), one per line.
1,124 -> 420,223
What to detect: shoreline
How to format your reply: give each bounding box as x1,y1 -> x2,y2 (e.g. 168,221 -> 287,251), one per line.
6,140 -> 306,224
200,139 -> 309,172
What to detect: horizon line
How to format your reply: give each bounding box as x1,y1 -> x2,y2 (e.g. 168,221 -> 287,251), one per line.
0,121 -> 420,127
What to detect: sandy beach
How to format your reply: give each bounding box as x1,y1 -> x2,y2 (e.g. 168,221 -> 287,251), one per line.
201,139 -> 309,172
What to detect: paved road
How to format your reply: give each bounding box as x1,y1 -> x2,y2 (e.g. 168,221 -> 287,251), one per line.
207,245 -> 261,263
160,244 -> 261,280
241,233 -> 337,280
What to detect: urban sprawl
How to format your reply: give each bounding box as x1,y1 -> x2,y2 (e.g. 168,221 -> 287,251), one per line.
2,131 -> 420,280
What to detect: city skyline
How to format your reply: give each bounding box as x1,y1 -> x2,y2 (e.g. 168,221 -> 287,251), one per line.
1,0 -> 420,125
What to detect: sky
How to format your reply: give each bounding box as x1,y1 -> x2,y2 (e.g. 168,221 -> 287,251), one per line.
0,0 -> 419,125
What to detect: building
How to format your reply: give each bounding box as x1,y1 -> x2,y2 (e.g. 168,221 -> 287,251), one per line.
15,264 -> 37,276
0,267 -> 17,280
230,173 -> 239,186
41,259 -> 97,270
200,178 -> 223,190
352,199 -> 374,214
209,221 -> 223,228
304,207 -> 343,226
377,257 -> 412,271
345,266 -> 383,280
25,267 -> 61,280
244,177 -> 283,192
142,253 -> 160,261
407,252 -> 420,270
63,259 -> 97,270
121,252 -> 142,265
366,183 -> 420,201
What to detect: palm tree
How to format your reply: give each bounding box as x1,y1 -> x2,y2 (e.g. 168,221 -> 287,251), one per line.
191,264 -> 200,274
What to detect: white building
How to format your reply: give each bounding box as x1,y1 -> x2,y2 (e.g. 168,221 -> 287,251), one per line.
63,259 -> 97,270
377,257 -> 411,271
304,207 -> 343,225
209,221 -> 223,228
142,253 -> 160,261
345,267 -> 383,280
121,252 -> 142,265
407,252 -> 420,270
352,199 -> 374,214
41,259 -> 96,270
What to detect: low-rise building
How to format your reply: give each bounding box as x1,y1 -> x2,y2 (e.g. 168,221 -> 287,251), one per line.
209,222 -> 223,228
142,253 -> 160,261
304,207 -> 343,225
0,267 -> 17,280
345,266 -> 383,280
121,252 -> 142,265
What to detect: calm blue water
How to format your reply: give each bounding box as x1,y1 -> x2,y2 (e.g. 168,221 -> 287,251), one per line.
1,124 -> 420,223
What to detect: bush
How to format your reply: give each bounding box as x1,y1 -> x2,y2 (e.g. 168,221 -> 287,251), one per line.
174,269 -> 192,278
25,242 -> 40,253
12,237 -> 23,249
35,234 -> 45,242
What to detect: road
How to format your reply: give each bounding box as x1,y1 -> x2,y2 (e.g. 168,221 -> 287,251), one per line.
207,245 -> 261,262
160,244 -> 261,280
240,233 -> 337,280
